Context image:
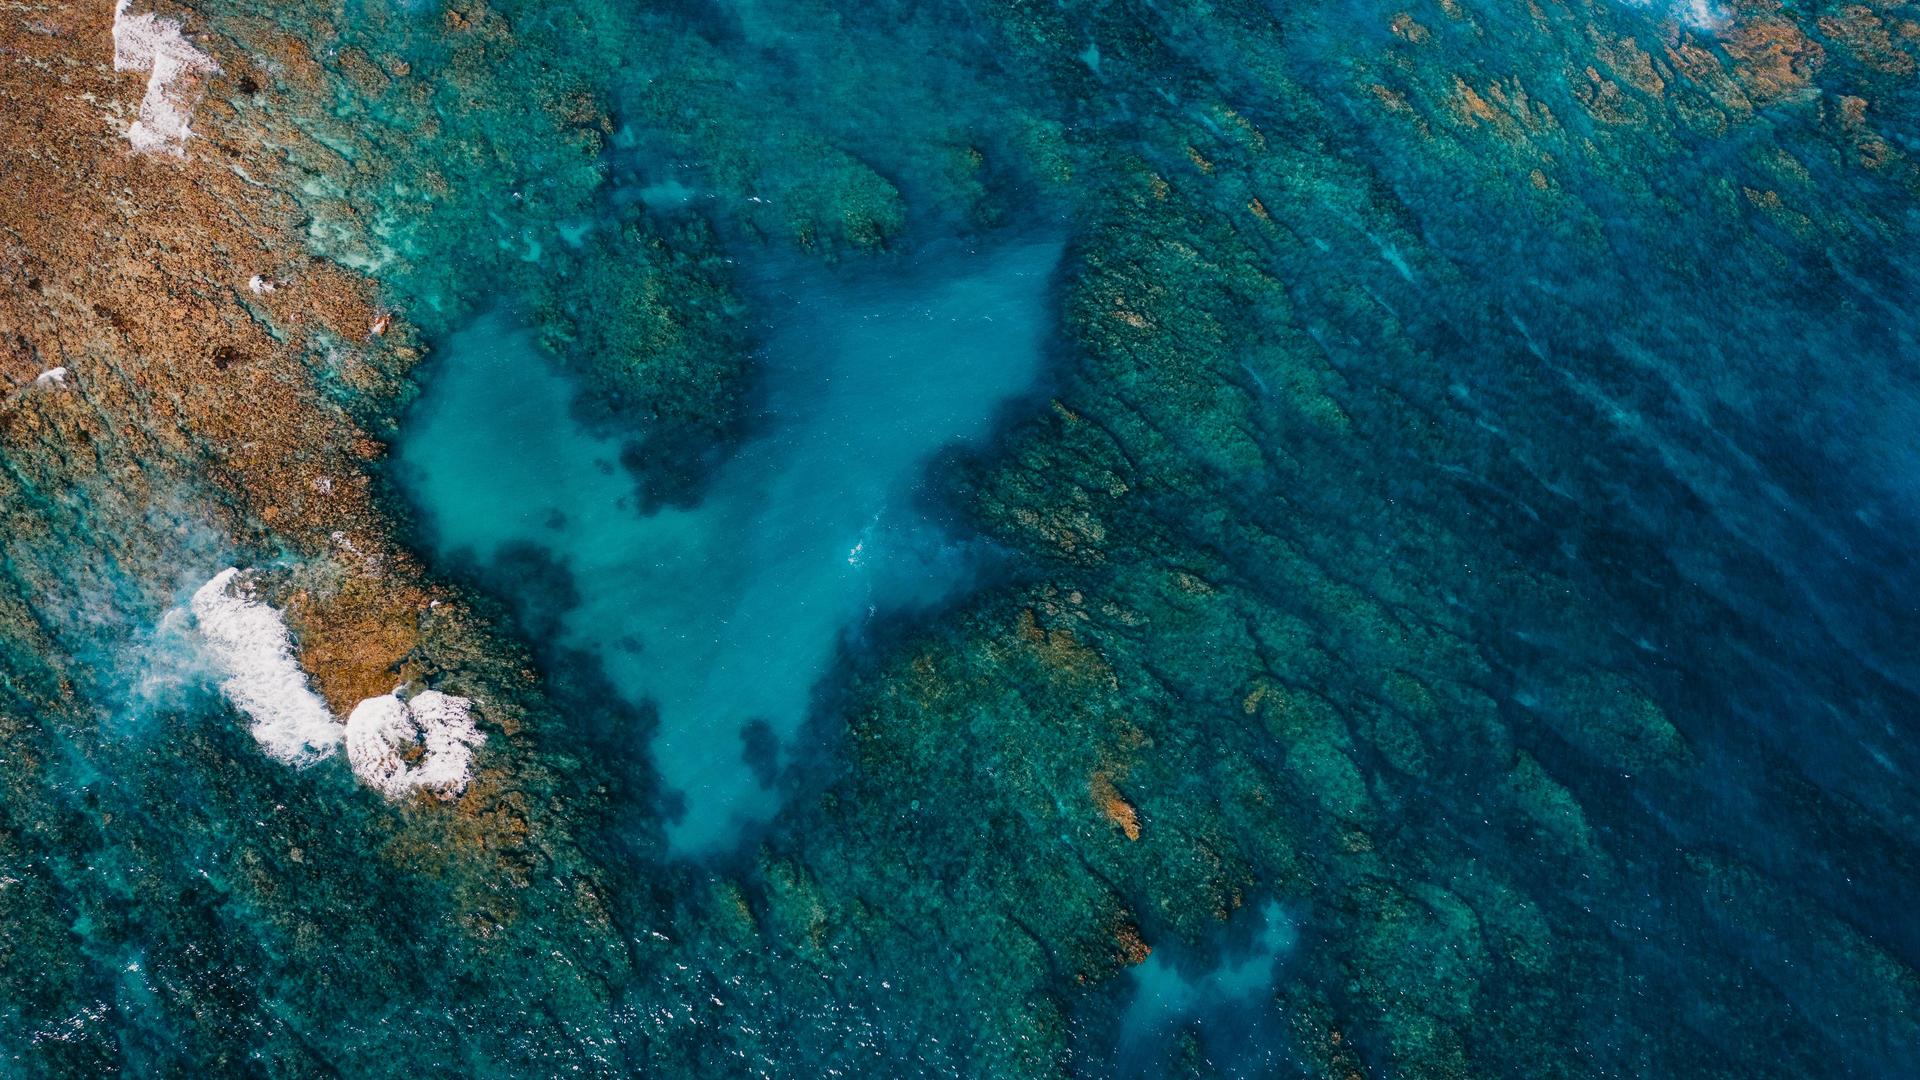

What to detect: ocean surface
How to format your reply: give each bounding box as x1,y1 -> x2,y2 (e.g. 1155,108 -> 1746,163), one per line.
5,0 -> 1920,1076
396,240 -> 1060,851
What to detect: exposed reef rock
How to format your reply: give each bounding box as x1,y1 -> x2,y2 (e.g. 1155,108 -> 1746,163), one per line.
1,5 -> 634,1071
5,0 -> 1920,1075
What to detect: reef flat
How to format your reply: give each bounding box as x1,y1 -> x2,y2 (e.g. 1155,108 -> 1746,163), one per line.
3,0 -> 1919,1076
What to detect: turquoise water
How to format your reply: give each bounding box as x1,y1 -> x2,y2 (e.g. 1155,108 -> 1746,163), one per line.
397,239 -> 1060,851
10,0 -> 1920,1074
1119,901 -> 1298,1076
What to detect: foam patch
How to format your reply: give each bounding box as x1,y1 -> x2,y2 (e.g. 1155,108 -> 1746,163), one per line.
190,568 -> 342,766
345,691 -> 485,801
111,0 -> 219,156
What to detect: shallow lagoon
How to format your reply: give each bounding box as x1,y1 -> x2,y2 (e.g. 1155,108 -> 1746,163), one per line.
397,238 -> 1061,851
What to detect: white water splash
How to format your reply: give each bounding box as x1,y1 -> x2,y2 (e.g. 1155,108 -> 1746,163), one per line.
189,568 -> 342,765
1621,0 -> 1727,30
344,691 -> 485,800
1675,0 -> 1727,29
34,367 -> 68,388
111,0 -> 219,156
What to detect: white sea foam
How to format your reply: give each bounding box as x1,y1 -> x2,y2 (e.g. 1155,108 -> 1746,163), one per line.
345,690 -> 485,800
189,568 -> 342,765
111,0 -> 219,156
1620,0 -> 1726,30
35,367 -> 68,388
1668,0 -> 1726,29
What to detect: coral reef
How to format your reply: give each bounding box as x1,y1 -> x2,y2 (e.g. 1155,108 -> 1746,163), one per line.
5,0 -> 1920,1075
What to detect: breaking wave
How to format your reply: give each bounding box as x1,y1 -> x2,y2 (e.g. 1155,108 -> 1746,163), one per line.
344,690 -> 484,800
188,567 -> 342,766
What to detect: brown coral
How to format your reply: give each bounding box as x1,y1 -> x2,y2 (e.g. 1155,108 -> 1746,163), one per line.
1720,17 -> 1825,105
1090,771 -> 1142,840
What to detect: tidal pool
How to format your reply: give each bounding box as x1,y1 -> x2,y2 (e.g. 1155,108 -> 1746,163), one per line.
396,237 -> 1061,851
